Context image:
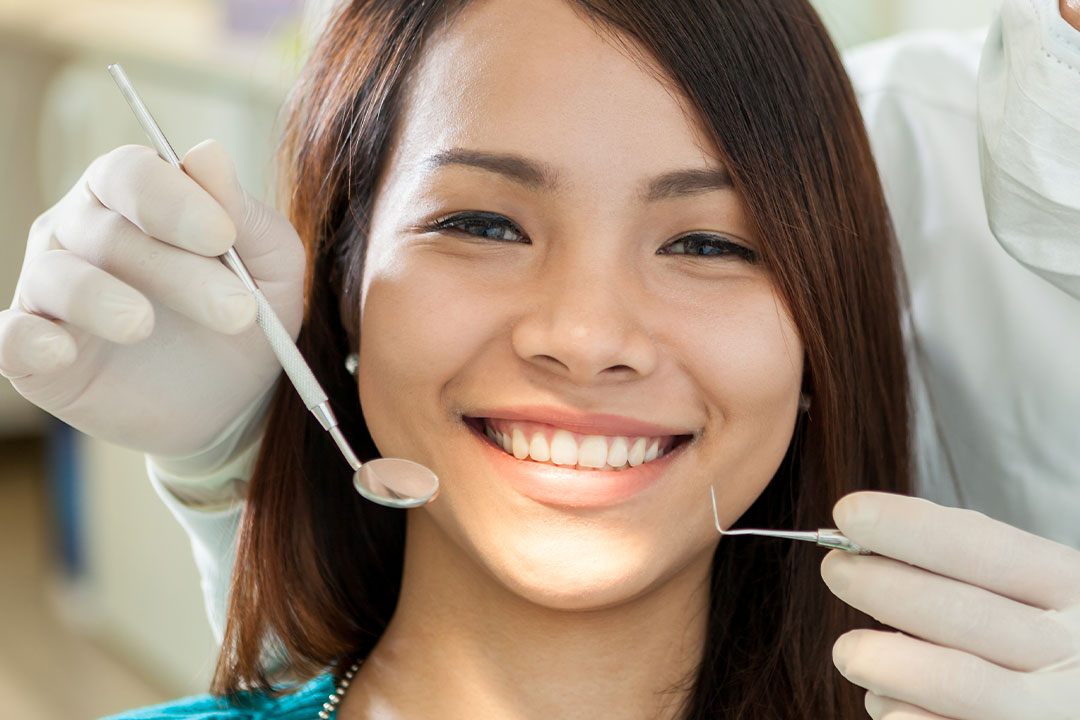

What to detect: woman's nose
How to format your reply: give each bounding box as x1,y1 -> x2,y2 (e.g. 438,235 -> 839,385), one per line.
510,256 -> 659,385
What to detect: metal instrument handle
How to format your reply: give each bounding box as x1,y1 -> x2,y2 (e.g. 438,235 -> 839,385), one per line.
816,529 -> 874,555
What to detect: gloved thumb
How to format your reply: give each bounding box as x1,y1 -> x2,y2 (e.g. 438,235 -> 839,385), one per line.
181,139 -> 304,282
180,139 -> 306,336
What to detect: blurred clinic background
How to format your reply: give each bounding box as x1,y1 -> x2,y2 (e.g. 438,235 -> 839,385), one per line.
0,0 -> 1004,717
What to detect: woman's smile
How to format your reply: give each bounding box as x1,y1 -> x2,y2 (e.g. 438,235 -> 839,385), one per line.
458,409 -> 697,507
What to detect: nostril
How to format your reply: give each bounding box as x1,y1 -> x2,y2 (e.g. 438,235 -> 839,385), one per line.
532,355 -> 568,372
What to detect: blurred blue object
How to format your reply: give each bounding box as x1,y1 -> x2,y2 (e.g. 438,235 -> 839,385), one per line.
224,0 -> 301,35
48,419 -> 83,580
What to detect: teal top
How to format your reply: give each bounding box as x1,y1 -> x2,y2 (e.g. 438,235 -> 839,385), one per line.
101,673 -> 337,720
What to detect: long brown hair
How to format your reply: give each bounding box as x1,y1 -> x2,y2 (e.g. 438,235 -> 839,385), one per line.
214,1 -> 910,717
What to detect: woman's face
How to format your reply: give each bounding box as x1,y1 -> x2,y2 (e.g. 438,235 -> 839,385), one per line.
357,0 -> 804,609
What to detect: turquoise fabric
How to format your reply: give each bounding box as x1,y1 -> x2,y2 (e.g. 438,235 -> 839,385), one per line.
100,673 -> 337,720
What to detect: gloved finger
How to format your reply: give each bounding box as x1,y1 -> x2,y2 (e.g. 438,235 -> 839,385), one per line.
55,195 -> 256,335
821,550 -> 1076,671
85,144 -> 236,257
833,492 -> 1080,610
864,693 -> 952,720
0,308 -> 77,379
181,139 -> 307,284
834,629 -> 1034,720
17,249 -> 154,344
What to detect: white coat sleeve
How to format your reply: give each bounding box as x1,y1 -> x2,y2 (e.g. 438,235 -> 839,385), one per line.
141,385 -> 274,642
979,0 -> 1080,299
146,441 -> 255,644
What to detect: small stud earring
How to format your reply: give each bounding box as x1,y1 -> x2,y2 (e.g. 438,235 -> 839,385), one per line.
797,392 -> 812,412
344,352 -> 359,376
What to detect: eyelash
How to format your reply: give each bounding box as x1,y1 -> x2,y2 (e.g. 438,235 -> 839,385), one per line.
423,211 -> 759,263
425,211 -> 526,243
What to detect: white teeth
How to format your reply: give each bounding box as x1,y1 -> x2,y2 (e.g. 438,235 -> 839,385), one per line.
607,436 -> 629,468
529,433 -> 550,462
511,428 -> 529,460
577,436 -> 609,469
549,430 -> 579,466
627,438 -> 647,467
480,419 -> 679,471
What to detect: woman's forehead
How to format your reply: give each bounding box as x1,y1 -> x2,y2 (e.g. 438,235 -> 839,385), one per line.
390,0 -> 723,190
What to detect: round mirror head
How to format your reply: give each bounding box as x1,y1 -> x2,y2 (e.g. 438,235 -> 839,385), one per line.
353,458 -> 439,508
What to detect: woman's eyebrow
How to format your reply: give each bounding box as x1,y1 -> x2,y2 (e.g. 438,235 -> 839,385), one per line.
644,167 -> 732,201
422,148 -> 731,201
424,149 -> 559,191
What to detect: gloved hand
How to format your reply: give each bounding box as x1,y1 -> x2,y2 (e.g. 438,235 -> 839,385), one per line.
822,492 -> 1080,720
0,140 -> 305,462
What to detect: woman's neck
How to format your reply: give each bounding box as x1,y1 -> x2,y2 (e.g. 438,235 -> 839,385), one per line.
341,513 -> 714,720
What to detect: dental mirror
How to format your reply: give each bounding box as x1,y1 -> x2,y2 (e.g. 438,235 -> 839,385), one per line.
354,458 -> 440,508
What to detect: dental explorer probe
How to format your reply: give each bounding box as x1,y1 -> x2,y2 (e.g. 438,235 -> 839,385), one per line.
710,486 -> 873,554
107,63 -> 439,509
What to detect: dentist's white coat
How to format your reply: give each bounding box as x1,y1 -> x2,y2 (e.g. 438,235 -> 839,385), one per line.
148,0 -> 1080,644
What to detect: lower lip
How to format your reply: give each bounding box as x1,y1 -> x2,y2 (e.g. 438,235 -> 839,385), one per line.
465,421 -> 689,508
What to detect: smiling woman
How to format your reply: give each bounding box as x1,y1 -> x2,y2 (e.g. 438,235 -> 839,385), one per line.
199,0 -> 910,717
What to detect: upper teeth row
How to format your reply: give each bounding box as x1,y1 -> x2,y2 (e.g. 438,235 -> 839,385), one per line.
483,420 -> 669,470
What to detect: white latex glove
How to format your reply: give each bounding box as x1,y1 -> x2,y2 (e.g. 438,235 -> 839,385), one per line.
0,140 -> 305,463
822,492 -> 1080,720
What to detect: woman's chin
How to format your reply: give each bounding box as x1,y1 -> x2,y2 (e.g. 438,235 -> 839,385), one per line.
496,565 -> 661,612
478,531 -> 713,613
409,473 -> 722,614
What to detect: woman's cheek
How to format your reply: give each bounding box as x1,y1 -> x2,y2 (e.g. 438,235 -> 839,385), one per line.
356,250 -> 513,453
666,276 -> 803,410
673,285 -> 804,520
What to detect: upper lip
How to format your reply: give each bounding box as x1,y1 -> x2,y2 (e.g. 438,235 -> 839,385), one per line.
465,405 -> 696,438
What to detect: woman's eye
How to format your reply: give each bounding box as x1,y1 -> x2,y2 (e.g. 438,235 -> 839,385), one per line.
659,233 -> 758,264
425,211 -> 528,243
